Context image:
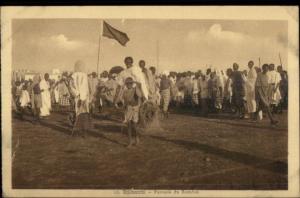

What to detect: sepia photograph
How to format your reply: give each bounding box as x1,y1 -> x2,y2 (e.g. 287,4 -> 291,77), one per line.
1,6 -> 299,197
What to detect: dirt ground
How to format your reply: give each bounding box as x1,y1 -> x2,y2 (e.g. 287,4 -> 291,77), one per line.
12,107 -> 288,190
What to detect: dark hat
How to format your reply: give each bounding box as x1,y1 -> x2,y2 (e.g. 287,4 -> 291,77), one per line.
125,77 -> 134,84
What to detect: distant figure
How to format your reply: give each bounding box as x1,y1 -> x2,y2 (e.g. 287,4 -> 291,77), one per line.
39,73 -> 51,117
70,60 -> 90,137
183,72 -> 193,107
100,71 -> 109,83
207,72 -> 216,112
19,81 -> 31,108
231,63 -> 246,118
160,71 -> 172,117
101,73 -> 118,105
223,68 -> 233,113
175,74 -> 185,106
199,74 -> 209,116
18,81 -> 31,119
255,64 -> 278,125
278,66 -> 288,112
206,68 -> 212,80
57,73 -> 71,109
139,60 -> 156,102
268,64 -> 282,113
192,73 -> 199,106
215,70 -> 224,111
122,77 -> 143,148
149,66 -> 161,105
169,72 -> 178,105
88,72 -> 99,114
245,61 -> 257,119
31,75 -> 42,122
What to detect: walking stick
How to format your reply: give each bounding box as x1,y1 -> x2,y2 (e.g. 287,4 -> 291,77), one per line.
71,113 -> 78,136
64,78 -> 78,136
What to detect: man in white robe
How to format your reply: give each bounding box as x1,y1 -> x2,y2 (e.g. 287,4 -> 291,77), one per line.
70,60 -> 90,137
246,61 -> 257,119
114,56 -> 148,105
88,72 -> 99,113
39,73 -> 51,117
139,60 -> 156,102
71,61 -> 90,116
267,64 -> 282,108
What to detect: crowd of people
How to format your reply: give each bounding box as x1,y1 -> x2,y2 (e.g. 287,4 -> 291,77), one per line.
12,57 -> 288,147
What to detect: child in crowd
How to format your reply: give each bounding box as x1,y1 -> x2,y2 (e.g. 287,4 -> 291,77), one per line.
122,77 -> 143,148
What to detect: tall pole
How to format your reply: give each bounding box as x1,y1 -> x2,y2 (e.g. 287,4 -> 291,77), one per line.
258,57 -> 261,67
156,39 -> 159,73
96,20 -> 103,77
279,53 -> 283,66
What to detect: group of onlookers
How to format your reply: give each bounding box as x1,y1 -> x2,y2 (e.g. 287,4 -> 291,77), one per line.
12,57 -> 287,146
163,61 -> 287,125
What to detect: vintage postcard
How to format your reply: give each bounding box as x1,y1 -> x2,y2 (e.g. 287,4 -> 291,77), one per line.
1,6 -> 299,197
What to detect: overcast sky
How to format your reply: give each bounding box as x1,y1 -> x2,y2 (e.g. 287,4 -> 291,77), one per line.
12,19 -> 288,73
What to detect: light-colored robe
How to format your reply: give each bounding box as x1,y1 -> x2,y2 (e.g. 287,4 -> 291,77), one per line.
20,90 -> 31,107
246,67 -> 257,113
267,70 -> 282,105
143,68 -> 156,100
116,66 -> 149,100
39,79 -> 51,116
88,77 -> 99,103
72,72 -> 90,115
103,79 -> 118,103
54,86 -> 59,103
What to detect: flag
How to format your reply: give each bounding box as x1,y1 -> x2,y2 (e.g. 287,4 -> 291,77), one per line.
102,21 -> 130,46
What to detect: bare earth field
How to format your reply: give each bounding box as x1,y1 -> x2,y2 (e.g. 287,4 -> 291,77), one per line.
12,107 -> 288,190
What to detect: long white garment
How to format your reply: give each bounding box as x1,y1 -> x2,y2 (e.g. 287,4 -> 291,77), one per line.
72,72 -> 89,101
192,78 -> 199,94
267,70 -> 282,105
117,66 -> 149,100
54,86 -> 59,103
20,90 -> 31,107
246,67 -> 257,113
216,70 -> 224,91
40,79 -> 51,116
72,72 -> 90,115
199,79 -> 208,99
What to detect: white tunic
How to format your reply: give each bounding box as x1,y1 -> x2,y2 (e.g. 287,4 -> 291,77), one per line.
267,70 -> 282,105
246,67 -> 257,113
72,72 -> 90,115
116,66 -> 149,100
39,79 -> 51,116
20,90 -> 31,107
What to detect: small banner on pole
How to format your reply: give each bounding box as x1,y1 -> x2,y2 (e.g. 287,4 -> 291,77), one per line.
102,21 -> 130,46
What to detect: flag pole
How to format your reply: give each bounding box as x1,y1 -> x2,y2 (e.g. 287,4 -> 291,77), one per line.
279,53 -> 282,66
96,20 -> 103,78
156,39 -> 159,73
